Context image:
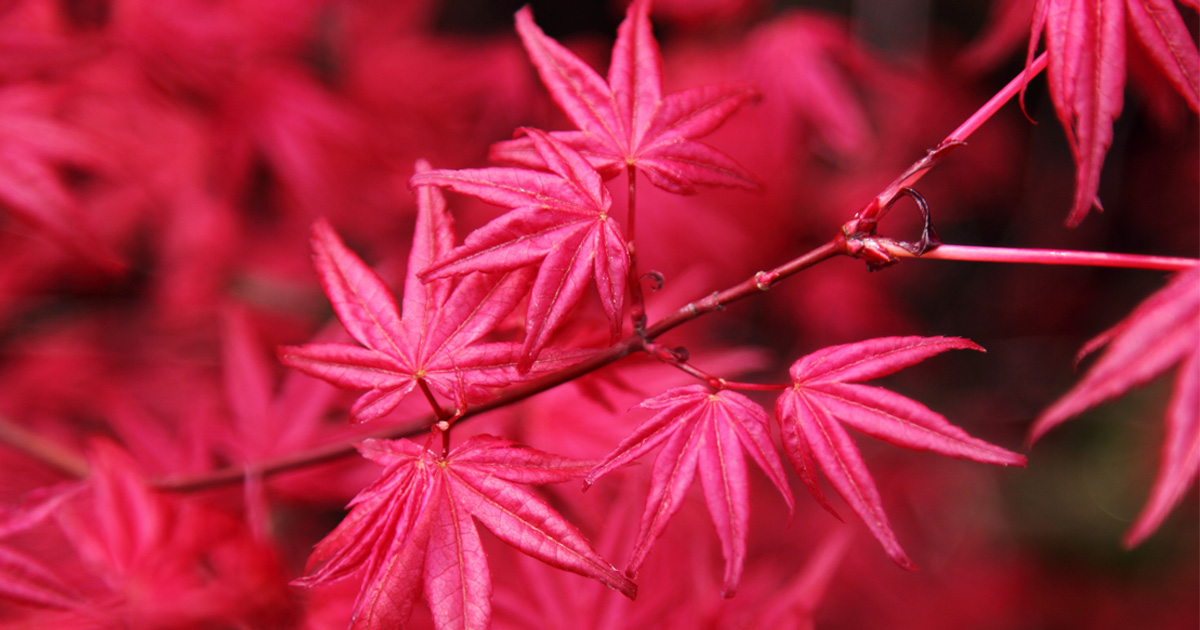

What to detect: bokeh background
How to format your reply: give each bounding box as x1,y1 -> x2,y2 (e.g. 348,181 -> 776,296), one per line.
0,0 -> 1194,627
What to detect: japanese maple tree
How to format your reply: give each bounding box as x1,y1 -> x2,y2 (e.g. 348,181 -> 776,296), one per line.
0,0 -> 1194,629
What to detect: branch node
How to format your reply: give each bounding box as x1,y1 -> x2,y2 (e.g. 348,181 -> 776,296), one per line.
841,187 -> 941,271
754,271 -> 776,291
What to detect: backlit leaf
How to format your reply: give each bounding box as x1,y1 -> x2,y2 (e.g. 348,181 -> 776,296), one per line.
776,337 -> 1026,568
296,435 -> 635,630
491,1 -> 761,194
587,385 -> 793,597
1031,266 -> 1200,547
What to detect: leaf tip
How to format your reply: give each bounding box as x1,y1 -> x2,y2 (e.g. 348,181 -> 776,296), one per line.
1121,525 -> 1151,550
1025,415 -> 1058,449
949,337 -> 985,353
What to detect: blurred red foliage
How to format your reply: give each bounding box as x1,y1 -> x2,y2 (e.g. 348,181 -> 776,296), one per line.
0,0 -> 1194,628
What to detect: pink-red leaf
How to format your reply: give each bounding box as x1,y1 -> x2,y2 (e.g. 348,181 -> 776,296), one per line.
587,385 -> 793,596
1028,0 -> 1198,225
776,336 -> 1025,568
425,475 -> 490,630
297,436 -> 633,630
1125,348 -> 1198,547
1031,267 -> 1200,439
281,165 -> 547,421
492,1 -> 761,194
778,386 -> 913,569
1126,0 -> 1200,112
308,216 -> 407,356
1030,267 -> 1200,547
412,129 -> 629,367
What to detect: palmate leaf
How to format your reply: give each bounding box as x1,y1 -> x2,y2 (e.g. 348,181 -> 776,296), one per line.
296,436 -> 636,630
280,161 -> 568,423
1030,266 -> 1200,547
775,337 -> 1026,569
491,0 -> 761,194
585,386 -> 794,597
1027,0 -> 1199,226
411,129 -> 630,369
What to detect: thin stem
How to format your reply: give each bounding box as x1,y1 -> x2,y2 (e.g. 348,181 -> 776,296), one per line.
946,52 -> 1049,148
855,51 -> 1049,225
644,240 -> 844,340
416,378 -> 451,422
663,359 -> 725,388
658,360 -> 787,391
156,239 -> 844,492
885,243 -> 1199,271
626,165 -> 648,335
720,381 -> 792,392
0,415 -> 90,479
415,378 -> 454,456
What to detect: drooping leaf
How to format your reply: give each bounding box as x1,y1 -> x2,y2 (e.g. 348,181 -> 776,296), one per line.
1026,0 -> 1198,226
491,1 -> 761,195
1040,0 -> 1125,227
280,161 -> 567,422
586,385 -> 793,597
775,336 -> 1026,569
1030,266 -> 1200,547
1126,0 -> 1200,112
296,435 -> 636,630
412,129 -> 630,368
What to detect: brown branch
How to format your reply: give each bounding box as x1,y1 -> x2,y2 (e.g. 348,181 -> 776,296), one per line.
0,415 -> 89,479
156,238 -> 844,492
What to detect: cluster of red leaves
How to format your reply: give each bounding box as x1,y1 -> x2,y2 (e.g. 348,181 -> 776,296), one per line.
0,0 -> 1194,629
1028,0 -> 1199,226
972,0 -> 1200,226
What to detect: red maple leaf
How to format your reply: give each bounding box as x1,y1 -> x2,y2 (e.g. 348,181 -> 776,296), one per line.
774,336 -> 1026,569
280,161 -> 561,423
489,0 -> 761,195
1027,0 -> 1199,226
584,385 -> 794,597
295,435 -> 636,630
1030,266 -> 1199,547
411,129 -> 629,368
